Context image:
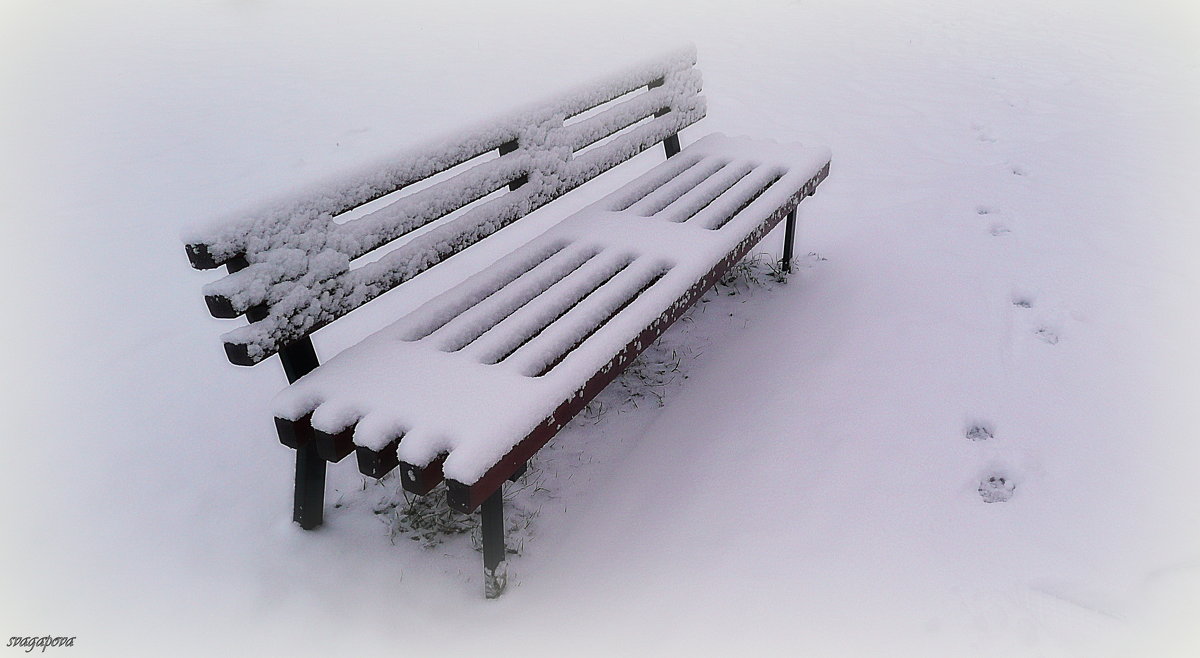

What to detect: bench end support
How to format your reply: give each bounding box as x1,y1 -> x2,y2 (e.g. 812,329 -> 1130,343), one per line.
293,442 -> 326,530
481,487 -> 507,599
781,208 -> 797,274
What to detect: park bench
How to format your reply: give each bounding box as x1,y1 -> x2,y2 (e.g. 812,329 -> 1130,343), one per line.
184,45 -> 831,598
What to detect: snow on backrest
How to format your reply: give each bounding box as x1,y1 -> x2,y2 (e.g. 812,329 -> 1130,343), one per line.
184,45 -> 706,366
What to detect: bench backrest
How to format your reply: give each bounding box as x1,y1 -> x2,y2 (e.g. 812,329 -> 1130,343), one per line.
184,46 -> 706,366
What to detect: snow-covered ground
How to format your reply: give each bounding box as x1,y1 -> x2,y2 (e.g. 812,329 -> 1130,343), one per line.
3,1 -> 1198,655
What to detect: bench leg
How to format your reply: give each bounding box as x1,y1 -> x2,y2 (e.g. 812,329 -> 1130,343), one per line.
781,208 -> 797,274
481,487 -> 507,598
293,442 -> 326,529
276,337 -> 325,529
228,258 -> 328,530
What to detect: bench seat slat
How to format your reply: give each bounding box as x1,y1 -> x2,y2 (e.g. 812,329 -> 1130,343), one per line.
627,156 -> 730,217
399,240 -> 571,342
429,243 -> 598,352
607,152 -> 706,212
689,164 -> 786,230
655,160 -> 756,223
462,249 -> 634,366
505,257 -> 670,378
271,134 -> 830,503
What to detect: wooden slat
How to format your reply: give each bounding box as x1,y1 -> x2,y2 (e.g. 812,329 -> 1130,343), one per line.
399,457 -> 445,496
314,427 -> 355,463
356,440 -> 401,479
275,415 -> 312,450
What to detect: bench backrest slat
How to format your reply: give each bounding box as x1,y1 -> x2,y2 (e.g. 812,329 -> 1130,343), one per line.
185,45 -> 705,366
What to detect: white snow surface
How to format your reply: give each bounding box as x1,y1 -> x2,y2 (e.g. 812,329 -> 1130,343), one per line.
273,134 -> 830,483
3,1 -> 1199,657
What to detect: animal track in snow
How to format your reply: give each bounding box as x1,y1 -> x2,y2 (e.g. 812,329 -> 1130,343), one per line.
1012,296 -> 1033,308
990,223 -> 1011,236
1034,327 -> 1059,344
1009,164 -> 1027,176
975,205 -> 993,215
966,424 -> 994,442
978,475 -> 1015,503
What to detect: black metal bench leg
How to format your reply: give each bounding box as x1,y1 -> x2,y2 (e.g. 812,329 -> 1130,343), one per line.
781,208 -> 797,274
481,487 -> 507,598
277,337 -> 326,529
293,442 -> 326,529
226,259 -> 329,530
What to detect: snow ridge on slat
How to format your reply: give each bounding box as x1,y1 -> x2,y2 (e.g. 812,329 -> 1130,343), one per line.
468,250 -> 634,365
512,258 -> 671,378
689,165 -> 783,230
604,153 -> 704,211
398,240 -> 569,342
663,161 -> 755,223
433,245 -> 601,352
628,158 -> 729,216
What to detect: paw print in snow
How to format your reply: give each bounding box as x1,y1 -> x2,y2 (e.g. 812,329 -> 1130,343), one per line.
978,475 -> 1015,503
966,425 -> 994,442
1034,327 -> 1059,344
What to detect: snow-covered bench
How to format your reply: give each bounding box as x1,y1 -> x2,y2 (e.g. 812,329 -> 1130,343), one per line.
184,45 -> 830,597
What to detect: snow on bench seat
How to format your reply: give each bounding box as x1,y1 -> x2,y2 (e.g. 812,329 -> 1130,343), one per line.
272,134 -> 831,493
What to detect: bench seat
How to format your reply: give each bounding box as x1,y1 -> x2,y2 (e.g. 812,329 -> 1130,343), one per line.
272,133 -> 830,509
